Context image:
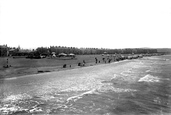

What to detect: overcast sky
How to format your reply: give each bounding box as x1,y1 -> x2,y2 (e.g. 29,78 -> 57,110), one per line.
0,0 -> 171,49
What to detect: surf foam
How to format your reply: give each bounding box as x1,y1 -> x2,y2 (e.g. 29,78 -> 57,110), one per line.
138,74 -> 160,83
2,94 -> 31,103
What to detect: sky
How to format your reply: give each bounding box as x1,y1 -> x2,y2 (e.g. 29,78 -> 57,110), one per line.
0,0 -> 171,49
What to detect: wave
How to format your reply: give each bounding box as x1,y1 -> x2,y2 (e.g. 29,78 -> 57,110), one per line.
146,69 -> 151,72
0,105 -> 28,115
0,94 -> 33,114
138,74 -> 160,83
66,89 -> 98,102
66,82 -> 137,103
98,83 -> 137,93
2,94 -> 31,103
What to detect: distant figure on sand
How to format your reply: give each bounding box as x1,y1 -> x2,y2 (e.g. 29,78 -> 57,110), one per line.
95,57 -> 98,64
63,64 -> 66,68
108,59 -> 112,63
78,63 -> 81,66
102,58 -> 105,62
83,60 -> 86,66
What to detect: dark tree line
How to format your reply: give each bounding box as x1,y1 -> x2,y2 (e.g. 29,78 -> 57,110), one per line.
0,44 -> 160,57
35,46 -> 158,55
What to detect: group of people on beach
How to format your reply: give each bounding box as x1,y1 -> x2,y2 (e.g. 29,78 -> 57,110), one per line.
62,54 -> 145,69
78,55 -> 115,67
96,56 -> 113,64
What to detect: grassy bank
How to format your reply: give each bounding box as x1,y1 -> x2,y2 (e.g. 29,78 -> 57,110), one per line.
0,55 -> 111,79
1,53 -> 156,79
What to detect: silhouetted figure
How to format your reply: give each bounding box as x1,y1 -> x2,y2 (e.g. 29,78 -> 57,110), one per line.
63,64 -> 67,68
82,60 -> 86,66
78,63 -> 81,66
95,57 -> 98,64
102,58 -> 105,62
7,58 -> 8,68
3,58 -> 11,68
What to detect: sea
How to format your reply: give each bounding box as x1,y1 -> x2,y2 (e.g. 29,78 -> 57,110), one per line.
0,55 -> 171,115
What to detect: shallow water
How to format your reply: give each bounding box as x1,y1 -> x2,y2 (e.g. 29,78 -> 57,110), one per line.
0,55 -> 171,115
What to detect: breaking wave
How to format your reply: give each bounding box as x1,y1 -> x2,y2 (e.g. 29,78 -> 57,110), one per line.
66,82 -> 137,103
138,74 -> 160,83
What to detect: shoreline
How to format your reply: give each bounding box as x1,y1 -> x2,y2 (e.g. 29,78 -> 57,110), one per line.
1,54 -> 164,80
